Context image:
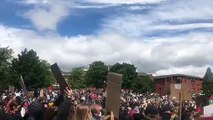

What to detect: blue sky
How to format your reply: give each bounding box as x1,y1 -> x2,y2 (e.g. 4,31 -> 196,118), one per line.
1,0 -> 213,76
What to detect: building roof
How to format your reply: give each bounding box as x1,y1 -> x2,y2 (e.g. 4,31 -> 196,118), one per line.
137,72 -> 149,76
154,74 -> 203,80
61,71 -> 71,76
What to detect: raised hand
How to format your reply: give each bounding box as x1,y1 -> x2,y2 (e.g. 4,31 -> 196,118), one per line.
65,87 -> 73,97
110,111 -> 114,120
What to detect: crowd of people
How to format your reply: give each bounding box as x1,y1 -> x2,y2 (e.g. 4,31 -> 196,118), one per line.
0,88 -> 212,120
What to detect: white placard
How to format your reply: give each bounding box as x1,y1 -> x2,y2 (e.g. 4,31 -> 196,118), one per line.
204,104 -> 213,117
175,84 -> 181,89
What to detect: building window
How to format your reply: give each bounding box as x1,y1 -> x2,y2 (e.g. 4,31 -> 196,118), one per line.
176,77 -> 182,83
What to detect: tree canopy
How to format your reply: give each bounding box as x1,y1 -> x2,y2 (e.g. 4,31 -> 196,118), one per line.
109,63 -> 137,89
68,67 -> 87,89
85,61 -> 108,88
0,46 -> 13,89
0,46 -> 155,92
203,67 -> 213,81
11,49 -> 55,89
132,75 -> 154,93
203,67 -> 213,96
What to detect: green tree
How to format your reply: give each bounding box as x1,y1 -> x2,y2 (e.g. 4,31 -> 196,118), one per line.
68,67 -> 87,89
132,76 -> 154,93
203,67 -> 213,81
109,63 -> 137,89
0,46 -> 13,89
202,81 -> 213,97
86,61 -> 108,88
203,67 -> 213,96
11,49 -> 55,89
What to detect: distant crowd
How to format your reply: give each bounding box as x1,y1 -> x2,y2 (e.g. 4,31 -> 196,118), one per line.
0,88 -> 212,120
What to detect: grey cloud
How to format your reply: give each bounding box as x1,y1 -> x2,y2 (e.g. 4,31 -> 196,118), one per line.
1,27 -> 213,77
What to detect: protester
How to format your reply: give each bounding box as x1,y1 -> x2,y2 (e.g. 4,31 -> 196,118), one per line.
0,87 -> 212,120
72,104 -> 91,120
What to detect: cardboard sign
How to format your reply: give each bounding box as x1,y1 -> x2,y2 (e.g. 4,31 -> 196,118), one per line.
170,83 -> 191,101
51,63 -> 68,95
20,76 -> 27,94
40,89 -> 44,97
204,104 -> 213,117
106,72 -> 122,118
174,84 -> 181,89
9,86 -> 15,92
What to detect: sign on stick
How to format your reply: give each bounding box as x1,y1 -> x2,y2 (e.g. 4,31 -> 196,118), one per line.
20,76 -> 27,94
106,72 -> 122,118
9,86 -> 15,92
51,63 -> 68,95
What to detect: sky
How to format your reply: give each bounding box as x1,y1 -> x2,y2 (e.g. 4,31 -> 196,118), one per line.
0,0 -> 213,77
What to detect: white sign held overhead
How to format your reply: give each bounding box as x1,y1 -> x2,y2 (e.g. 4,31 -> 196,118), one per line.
175,84 -> 182,89
204,104 -> 213,117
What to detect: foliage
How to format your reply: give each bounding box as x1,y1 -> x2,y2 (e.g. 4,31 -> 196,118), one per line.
86,61 -> 108,88
203,67 -> 213,81
11,49 -> 55,89
0,46 -> 13,67
132,75 -> 154,93
202,81 -> 213,97
109,63 -> 137,89
203,67 -> 213,96
68,67 -> 87,89
0,46 -> 13,89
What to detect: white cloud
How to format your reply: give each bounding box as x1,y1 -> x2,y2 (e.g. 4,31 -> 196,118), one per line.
128,6 -> 147,10
152,23 -> 213,31
20,0 -> 51,4
101,0 -> 213,38
1,25 -> 213,77
83,0 -> 165,5
23,0 -> 72,31
155,0 -> 213,21
1,0 -> 213,78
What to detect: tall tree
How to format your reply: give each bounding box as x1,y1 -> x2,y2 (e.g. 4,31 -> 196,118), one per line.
202,81 -> 213,97
68,67 -> 87,89
203,67 -> 213,96
109,63 -> 137,89
86,61 -> 108,88
0,46 -> 13,89
132,76 -> 154,93
203,67 -> 213,81
11,49 -> 55,89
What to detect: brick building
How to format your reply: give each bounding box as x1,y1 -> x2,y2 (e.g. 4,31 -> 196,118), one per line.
154,74 -> 203,96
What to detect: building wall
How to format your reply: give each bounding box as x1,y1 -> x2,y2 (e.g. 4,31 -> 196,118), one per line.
154,78 -> 166,96
154,75 -> 203,96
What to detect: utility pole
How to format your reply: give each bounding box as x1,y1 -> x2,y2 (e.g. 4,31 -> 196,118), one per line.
179,83 -> 182,120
